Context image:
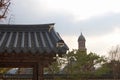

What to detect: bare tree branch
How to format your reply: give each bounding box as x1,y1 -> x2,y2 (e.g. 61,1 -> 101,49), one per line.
0,0 -> 10,20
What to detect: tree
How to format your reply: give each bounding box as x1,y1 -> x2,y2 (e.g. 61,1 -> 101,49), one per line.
0,68 -> 11,74
94,62 -> 111,78
0,0 -> 10,20
63,49 -> 106,79
45,49 -> 107,80
46,56 -> 65,74
107,45 -> 120,79
109,45 -> 120,61
45,56 -> 66,80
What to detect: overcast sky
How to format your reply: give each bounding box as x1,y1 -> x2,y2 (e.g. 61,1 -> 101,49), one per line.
3,0 -> 120,56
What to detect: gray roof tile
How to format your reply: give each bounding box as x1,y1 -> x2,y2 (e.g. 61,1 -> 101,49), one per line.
0,23 -> 69,54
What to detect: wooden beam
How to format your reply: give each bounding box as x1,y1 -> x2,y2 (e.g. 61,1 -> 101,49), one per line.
33,64 -> 38,80
0,62 -> 37,68
38,63 -> 44,80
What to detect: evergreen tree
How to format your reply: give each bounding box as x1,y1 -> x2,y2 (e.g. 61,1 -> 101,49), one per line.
63,49 -> 106,79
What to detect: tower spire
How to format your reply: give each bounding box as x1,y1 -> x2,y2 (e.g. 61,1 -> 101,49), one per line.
78,33 -> 86,52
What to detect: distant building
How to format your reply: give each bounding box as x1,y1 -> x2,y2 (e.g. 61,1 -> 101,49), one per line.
78,33 -> 86,52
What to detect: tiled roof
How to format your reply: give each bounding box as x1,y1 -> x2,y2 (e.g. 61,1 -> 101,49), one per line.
0,23 -> 68,54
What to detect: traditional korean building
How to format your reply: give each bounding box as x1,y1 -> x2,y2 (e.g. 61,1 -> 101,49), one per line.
0,23 -> 68,80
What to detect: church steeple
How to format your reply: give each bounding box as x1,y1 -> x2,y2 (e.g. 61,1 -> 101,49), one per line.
78,33 -> 86,52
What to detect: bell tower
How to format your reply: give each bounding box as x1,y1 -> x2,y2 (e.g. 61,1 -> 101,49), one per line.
78,33 -> 86,52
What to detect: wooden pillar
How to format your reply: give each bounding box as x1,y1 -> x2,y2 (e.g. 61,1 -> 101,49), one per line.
38,63 -> 44,80
33,65 -> 38,80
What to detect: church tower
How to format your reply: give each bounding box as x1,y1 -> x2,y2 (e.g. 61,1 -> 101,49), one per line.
78,33 -> 86,52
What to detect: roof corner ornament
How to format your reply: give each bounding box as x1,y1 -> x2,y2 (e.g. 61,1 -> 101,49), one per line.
56,40 -> 64,48
49,25 -> 54,32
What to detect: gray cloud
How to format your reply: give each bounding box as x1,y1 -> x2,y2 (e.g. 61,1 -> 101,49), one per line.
12,1 -> 120,37
76,13 -> 120,36
41,12 -> 120,37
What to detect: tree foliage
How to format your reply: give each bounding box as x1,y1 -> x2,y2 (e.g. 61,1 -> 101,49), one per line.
95,45 -> 120,79
45,56 -> 66,74
0,0 -> 10,20
0,68 -> 11,73
47,49 -> 107,79
62,49 -> 106,79
109,45 -> 120,61
105,45 -> 120,79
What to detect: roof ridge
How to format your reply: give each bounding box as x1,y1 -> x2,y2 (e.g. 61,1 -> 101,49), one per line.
0,23 -> 55,26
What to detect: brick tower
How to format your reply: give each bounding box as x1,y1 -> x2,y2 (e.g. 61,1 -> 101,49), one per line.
78,33 -> 86,52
